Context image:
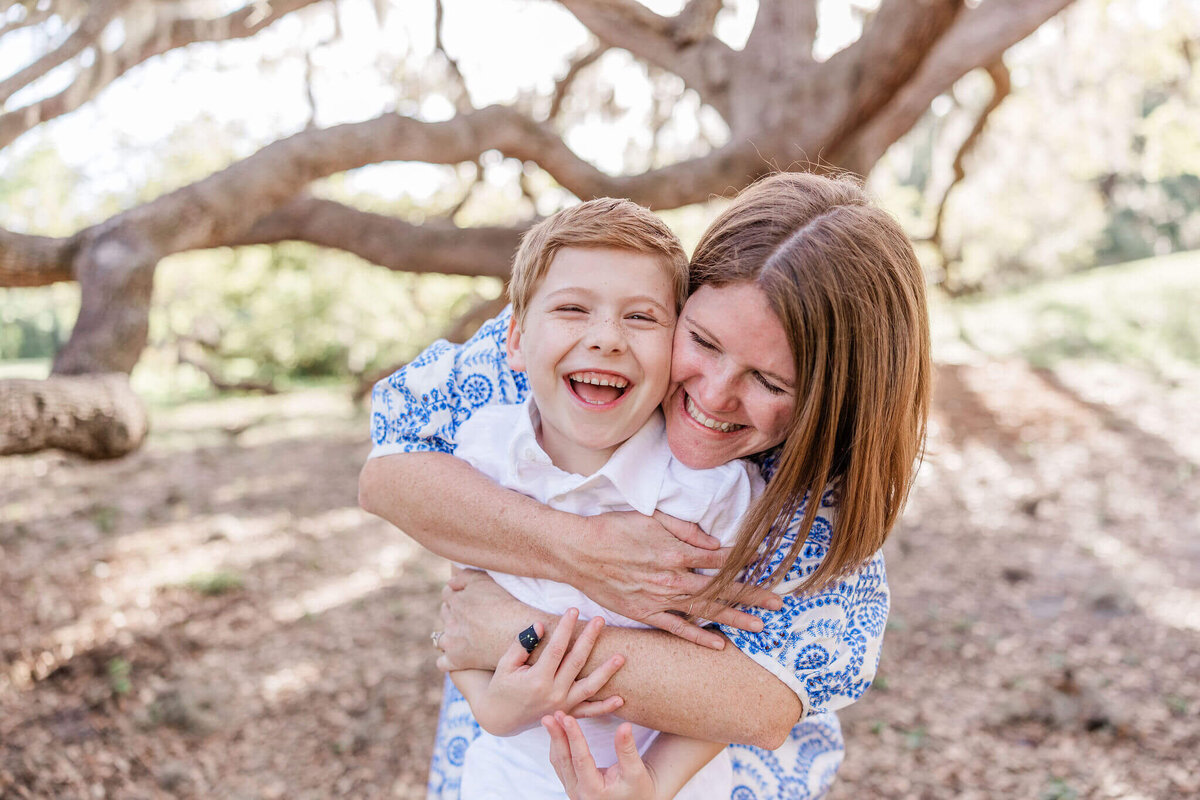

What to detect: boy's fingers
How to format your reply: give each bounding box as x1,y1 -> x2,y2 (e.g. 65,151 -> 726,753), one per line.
558,713 -> 603,792
535,608 -> 579,673
542,716 -> 578,796
496,631 -> 536,673
642,611 -> 726,650
568,694 -> 624,719
557,617 -> 605,684
567,654 -> 624,705
613,722 -> 644,772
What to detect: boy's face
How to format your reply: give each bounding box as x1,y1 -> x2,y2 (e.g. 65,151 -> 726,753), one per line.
507,247 -> 677,461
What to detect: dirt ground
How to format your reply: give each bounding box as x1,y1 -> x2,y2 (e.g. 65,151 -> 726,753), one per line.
2,354 -> 1198,799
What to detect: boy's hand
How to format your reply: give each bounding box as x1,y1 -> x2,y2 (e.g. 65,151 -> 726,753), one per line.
468,609 -> 626,736
543,712 -> 656,800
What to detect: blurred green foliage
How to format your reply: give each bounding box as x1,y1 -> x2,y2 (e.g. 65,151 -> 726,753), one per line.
943,250 -> 1200,382
151,243 -> 499,389
1,0 -> 1196,390
872,0 -> 1200,292
0,129 -> 502,398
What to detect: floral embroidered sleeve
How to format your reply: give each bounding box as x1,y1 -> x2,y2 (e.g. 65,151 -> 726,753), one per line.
717,488 -> 890,717
368,307 -> 529,458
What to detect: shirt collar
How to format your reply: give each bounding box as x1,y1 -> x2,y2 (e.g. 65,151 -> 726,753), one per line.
509,401 -> 671,515
585,410 -> 671,516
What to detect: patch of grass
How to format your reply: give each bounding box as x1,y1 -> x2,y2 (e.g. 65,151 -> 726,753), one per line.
1165,694 -> 1190,716
900,725 -> 929,750
91,505 -> 119,534
939,249 -> 1200,381
1040,777 -> 1079,800
107,657 -> 132,695
185,570 -> 244,596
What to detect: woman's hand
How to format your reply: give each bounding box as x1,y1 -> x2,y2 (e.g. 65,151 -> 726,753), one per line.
436,569 -> 548,671
544,712 -> 656,800
569,511 -> 783,649
447,610 -> 626,737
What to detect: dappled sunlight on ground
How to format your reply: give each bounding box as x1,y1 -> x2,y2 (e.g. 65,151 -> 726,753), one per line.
2,366 -> 1198,797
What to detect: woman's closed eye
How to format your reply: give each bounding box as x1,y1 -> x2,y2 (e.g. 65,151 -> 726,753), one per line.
689,330 -> 717,351
755,373 -> 787,395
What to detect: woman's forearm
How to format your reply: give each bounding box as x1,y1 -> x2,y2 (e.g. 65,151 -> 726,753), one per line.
497,610 -> 800,749
569,624 -> 800,749
359,453 -> 573,580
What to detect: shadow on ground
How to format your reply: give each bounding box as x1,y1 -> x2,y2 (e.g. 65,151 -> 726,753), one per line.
1,360 -> 1198,798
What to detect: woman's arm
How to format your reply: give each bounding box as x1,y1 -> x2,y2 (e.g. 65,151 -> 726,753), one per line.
360,454 -> 781,647
437,571 -> 802,749
361,309 -> 781,647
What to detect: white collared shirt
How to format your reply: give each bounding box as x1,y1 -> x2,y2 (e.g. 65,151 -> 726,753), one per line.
452,399 -> 763,800
454,399 -> 763,627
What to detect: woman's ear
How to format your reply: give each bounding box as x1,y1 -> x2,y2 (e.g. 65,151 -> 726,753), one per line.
506,313 -> 526,372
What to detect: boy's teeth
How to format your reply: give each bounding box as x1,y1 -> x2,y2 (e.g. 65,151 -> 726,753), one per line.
568,371 -> 628,389
685,394 -> 743,432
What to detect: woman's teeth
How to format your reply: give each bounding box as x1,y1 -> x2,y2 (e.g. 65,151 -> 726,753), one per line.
685,394 -> 743,432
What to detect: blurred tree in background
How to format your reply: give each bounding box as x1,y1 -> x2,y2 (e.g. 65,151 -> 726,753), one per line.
3,0 -> 1195,459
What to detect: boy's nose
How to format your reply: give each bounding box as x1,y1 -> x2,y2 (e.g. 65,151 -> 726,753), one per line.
585,316 -> 626,353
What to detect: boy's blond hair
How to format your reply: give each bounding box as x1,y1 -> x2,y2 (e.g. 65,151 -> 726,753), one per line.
507,198 -> 688,322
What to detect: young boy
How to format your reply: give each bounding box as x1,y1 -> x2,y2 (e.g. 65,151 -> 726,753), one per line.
440,199 -> 763,799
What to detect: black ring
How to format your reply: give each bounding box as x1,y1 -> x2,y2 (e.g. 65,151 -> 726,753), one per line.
518,624 -> 540,654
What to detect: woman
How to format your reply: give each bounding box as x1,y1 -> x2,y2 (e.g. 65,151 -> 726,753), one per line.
359,172 -> 931,798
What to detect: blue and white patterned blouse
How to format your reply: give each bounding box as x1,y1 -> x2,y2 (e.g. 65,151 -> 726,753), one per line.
369,308 -> 890,800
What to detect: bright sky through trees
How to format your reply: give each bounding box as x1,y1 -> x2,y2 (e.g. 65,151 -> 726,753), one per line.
0,0 -> 883,208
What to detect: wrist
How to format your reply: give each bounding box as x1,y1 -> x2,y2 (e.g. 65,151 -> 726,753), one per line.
541,509 -> 595,585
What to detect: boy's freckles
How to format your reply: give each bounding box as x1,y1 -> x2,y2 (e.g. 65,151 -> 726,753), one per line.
506,247 -> 677,475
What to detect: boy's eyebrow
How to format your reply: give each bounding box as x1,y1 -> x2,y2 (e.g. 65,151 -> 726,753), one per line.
684,315 -> 795,389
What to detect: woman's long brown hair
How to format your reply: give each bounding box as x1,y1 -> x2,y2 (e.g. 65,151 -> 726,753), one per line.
691,172 -> 931,602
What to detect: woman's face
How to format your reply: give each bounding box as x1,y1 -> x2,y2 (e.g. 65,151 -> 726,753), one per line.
663,283 -> 797,469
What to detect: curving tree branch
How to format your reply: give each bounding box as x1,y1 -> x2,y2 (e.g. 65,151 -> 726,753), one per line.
0,0 -> 1080,458
834,0 -> 1076,175
229,196 -> 524,279
0,0 -> 131,106
927,59 -> 1012,265
549,42 -> 609,121
0,0 -> 326,148
0,226 -> 78,286
557,0 -> 735,117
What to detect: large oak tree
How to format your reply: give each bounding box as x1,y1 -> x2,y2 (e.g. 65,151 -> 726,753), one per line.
0,0 -> 1075,458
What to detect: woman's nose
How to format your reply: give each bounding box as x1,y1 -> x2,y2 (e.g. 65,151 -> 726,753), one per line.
694,366 -> 739,414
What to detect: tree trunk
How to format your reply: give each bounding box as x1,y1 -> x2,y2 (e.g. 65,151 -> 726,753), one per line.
0,374 -> 147,459
52,230 -> 158,375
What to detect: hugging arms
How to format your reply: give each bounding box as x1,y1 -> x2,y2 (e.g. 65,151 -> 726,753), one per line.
360,172 -> 930,799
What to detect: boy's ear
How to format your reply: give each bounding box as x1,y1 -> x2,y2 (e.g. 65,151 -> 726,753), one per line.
505,313 -> 526,372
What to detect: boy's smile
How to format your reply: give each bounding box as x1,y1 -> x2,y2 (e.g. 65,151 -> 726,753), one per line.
506,247 -> 677,476
565,370 -> 629,406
